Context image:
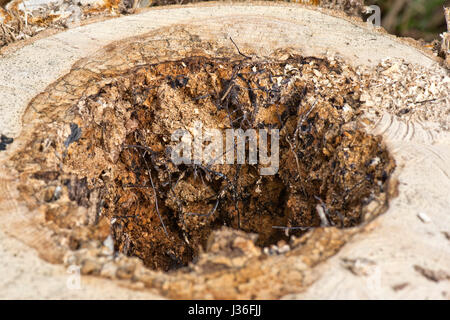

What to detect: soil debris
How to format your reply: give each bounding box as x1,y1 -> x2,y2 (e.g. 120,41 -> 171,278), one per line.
392,282 -> 409,291
0,133 -> 13,151
442,231 -> 450,241
341,257 -> 376,276
414,265 -> 450,283
1,134 -> 13,144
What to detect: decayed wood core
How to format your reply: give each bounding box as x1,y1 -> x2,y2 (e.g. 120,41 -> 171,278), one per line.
5,31 -> 395,298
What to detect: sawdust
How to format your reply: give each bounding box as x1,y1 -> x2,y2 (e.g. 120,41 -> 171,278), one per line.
358,59 -> 450,128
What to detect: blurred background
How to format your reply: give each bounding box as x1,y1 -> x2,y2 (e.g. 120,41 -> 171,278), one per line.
365,0 -> 449,41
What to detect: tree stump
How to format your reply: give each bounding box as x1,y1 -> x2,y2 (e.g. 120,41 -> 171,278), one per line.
0,2 -> 448,299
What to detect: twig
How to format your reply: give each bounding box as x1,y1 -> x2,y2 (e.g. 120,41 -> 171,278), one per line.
141,150 -> 169,237
414,98 -> 442,104
230,36 -> 251,59
186,194 -> 221,217
123,144 -> 158,155
123,183 -> 151,189
294,99 -> 317,143
285,135 -> 301,179
272,225 -> 313,232
125,144 -> 169,238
